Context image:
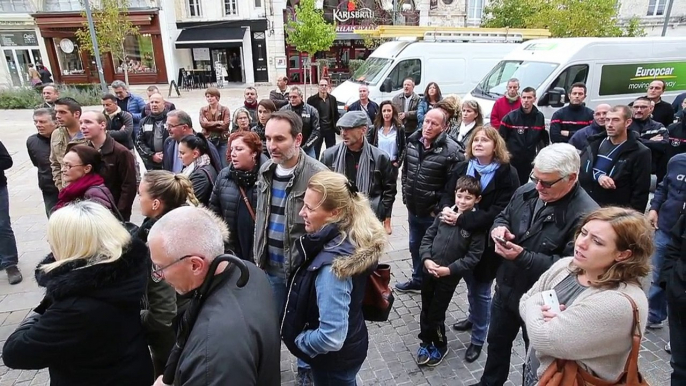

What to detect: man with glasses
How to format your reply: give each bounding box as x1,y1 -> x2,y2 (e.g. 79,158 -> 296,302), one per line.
630,96 -> 668,182
163,110 -> 221,173
578,105 -> 651,212
307,79 -> 340,159
470,143 -> 598,386
280,86 -> 320,158
147,206 -> 280,386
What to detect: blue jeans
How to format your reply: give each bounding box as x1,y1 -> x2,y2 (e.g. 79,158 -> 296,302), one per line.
0,185 -> 18,269
311,363 -> 361,386
648,229 -> 670,324
217,142 -> 229,169
304,146 -> 316,159
408,211 -> 435,284
463,272 -> 492,346
267,272 -> 310,370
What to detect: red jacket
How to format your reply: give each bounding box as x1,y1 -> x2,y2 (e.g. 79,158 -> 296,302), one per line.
490,96 -> 521,129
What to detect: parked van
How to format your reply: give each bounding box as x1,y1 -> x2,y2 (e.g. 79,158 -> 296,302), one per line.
466,37 -> 686,123
331,34 -> 520,114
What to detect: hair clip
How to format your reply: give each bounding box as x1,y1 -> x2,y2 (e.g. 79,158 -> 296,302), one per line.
346,180 -> 358,196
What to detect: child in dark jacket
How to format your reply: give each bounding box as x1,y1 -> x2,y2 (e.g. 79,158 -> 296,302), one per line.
417,176 -> 486,366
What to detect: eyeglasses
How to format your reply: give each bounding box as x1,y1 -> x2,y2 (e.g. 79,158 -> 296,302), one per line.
167,123 -> 186,128
151,254 -> 193,282
61,163 -> 83,170
529,173 -> 565,188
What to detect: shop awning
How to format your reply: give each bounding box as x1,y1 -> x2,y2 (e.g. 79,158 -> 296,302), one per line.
175,27 -> 245,49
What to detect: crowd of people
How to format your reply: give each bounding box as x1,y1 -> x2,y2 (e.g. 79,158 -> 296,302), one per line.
0,75 -> 684,386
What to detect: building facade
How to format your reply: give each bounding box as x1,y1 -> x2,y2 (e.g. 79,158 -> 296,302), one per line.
618,0 -> 686,36
0,1 -> 49,88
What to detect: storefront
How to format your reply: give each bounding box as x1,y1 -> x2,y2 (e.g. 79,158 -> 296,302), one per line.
32,9 -> 168,85
283,0 -> 418,84
174,20 -> 269,85
0,29 -> 43,87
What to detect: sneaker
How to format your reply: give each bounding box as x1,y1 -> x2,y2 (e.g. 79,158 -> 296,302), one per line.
395,280 -> 421,293
426,345 -> 449,367
296,367 -> 313,386
666,341 -> 671,354
6,266 -> 22,285
647,321 -> 664,329
416,344 -> 431,365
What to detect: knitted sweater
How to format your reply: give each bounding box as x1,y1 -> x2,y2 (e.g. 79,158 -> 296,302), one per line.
519,257 -> 648,381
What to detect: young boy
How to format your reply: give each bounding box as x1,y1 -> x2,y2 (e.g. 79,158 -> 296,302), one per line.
416,175 -> 486,366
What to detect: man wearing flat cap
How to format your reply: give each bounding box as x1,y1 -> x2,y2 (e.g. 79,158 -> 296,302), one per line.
320,110 -> 396,221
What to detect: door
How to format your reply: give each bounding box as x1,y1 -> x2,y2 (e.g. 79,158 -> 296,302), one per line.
3,50 -> 21,87
287,50 -> 309,84
15,49 -> 31,85
251,31 -> 268,82
211,49 -> 228,85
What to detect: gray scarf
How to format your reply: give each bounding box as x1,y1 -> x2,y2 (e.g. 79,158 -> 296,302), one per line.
333,137 -> 372,195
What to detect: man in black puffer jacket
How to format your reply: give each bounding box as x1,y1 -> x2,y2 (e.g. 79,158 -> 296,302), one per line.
499,87 -> 550,185
549,82 -> 594,143
395,108 -> 464,293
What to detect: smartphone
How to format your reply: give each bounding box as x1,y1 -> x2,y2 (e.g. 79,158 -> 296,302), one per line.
494,235 -> 508,245
541,290 -> 561,314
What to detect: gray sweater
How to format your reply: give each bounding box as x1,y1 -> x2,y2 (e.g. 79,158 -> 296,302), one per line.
519,257 -> 648,381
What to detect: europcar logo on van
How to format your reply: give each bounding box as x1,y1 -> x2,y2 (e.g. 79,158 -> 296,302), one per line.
599,62 -> 686,96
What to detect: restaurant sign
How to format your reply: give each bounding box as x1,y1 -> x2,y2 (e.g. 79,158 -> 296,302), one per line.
333,1 -> 374,23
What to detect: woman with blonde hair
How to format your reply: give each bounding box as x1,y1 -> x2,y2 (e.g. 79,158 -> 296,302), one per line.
281,170 -> 386,385
520,207 -> 652,386
439,125 -> 519,363
136,170 -> 199,377
457,100 -> 484,147
3,201 -> 153,385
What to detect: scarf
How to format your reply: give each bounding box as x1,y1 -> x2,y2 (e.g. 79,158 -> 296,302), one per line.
54,173 -> 105,210
106,107 -> 122,119
457,121 -> 476,142
148,110 -> 166,121
230,163 -> 259,189
467,158 -> 500,190
252,123 -> 266,142
244,100 -> 258,110
333,138 -> 372,194
506,94 -> 519,103
182,154 -> 212,177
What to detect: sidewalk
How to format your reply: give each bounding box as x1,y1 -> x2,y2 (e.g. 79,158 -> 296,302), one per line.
0,92 -> 674,385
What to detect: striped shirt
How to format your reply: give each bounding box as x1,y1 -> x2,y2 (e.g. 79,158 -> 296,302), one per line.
266,170 -> 292,274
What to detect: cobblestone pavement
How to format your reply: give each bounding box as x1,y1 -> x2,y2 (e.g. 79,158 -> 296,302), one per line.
0,86 -> 674,385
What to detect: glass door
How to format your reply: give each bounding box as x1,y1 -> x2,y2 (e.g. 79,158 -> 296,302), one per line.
3,50 -> 21,87
15,49 -> 31,85
211,49 -> 228,86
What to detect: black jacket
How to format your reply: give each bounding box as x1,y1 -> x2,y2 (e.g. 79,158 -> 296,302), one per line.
630,117 -> 668,154
492,183 -> 598,312
307,94 -> 340,131
189,164 -> 218,206
3,239 -> 153,386
320,143 -> 396,221
348,100 -> 379,123
136,112 -> 169,170
0,140 -> 11,187
569,121 -> 605,151
498,105 -> 549,182
653,99 -> 675,128
367,125 -> 406,166
209,155 -> 268,261
420,215 -> 486,276
549,103 -> 594,143
665,120 -> 686,161
106,110 -> 134,149
440,161 -> 520,281
659,213 -> 686,309
579,131 -> 651,212
650,153 -> 686,232
26,133 -> 58,194
402,131 -> 464,217
280,103 -> 321,150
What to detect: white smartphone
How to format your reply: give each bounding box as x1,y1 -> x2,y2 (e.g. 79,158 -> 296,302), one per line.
541,290 -> 561,314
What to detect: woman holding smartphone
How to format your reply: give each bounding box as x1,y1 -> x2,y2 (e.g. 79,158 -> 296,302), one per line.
438,126 -> 519,362
520,207 -> 651,386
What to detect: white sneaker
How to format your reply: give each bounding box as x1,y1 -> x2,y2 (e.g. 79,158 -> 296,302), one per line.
647,321 -> 664,329
666,342 -> 671,354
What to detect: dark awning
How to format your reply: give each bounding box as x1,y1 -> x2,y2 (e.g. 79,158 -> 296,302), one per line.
175,27 -> 245,49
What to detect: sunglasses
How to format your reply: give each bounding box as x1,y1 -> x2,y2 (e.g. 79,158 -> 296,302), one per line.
529,173 -> 565,188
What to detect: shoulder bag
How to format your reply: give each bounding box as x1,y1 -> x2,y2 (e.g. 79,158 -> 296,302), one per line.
362,263 -> 395,322
238,186 -> 256,221
538,293 -> 649,386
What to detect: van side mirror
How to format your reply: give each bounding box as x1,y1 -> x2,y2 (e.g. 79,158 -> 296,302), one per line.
547,87 -> 566,108
381,78 -> 392,93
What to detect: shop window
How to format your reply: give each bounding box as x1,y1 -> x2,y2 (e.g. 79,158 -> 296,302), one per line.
647,0 -> 666,16
115,34 -> 157,74
53,38 -> 84,75
386,59 -> 421,91
224,0 -> 238,15
45,0 -> 81,11
254,0 -> 261,7
187,0 -> 201,16
0,0 -> 31,12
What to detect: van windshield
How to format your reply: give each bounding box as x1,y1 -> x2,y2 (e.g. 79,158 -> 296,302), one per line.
350,57 -> 392,85
473,60 -> 559,100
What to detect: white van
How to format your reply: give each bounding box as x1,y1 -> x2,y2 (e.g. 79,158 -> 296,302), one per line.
465,37 -> 686,123
331,36 -> 520,114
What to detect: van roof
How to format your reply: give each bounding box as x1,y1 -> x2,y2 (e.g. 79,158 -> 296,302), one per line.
368,40 -> 520,59
505,36 -> 686,64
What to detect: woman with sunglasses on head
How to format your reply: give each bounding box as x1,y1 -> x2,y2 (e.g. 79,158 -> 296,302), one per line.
253,99 -> 277,156
417,82 -> 442,128
3,201 -> 153,386
179,133 -> 221,206
209,131 -> 269,261
52,145 -> 117,215
368,100 -> 406,234
136,170 -> 200,377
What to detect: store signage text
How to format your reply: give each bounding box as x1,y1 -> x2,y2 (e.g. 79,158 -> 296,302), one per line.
335,24 -> 375,32
0,31 -> 38,47
333,7 -> 374,23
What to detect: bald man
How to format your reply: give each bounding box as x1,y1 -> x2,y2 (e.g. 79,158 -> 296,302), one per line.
136,93 -> 169,171
569,103 -> 611,151
74,111 -> 137,220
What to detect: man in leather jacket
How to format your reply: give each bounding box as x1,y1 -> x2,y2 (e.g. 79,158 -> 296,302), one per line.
280,86 -> 320,158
